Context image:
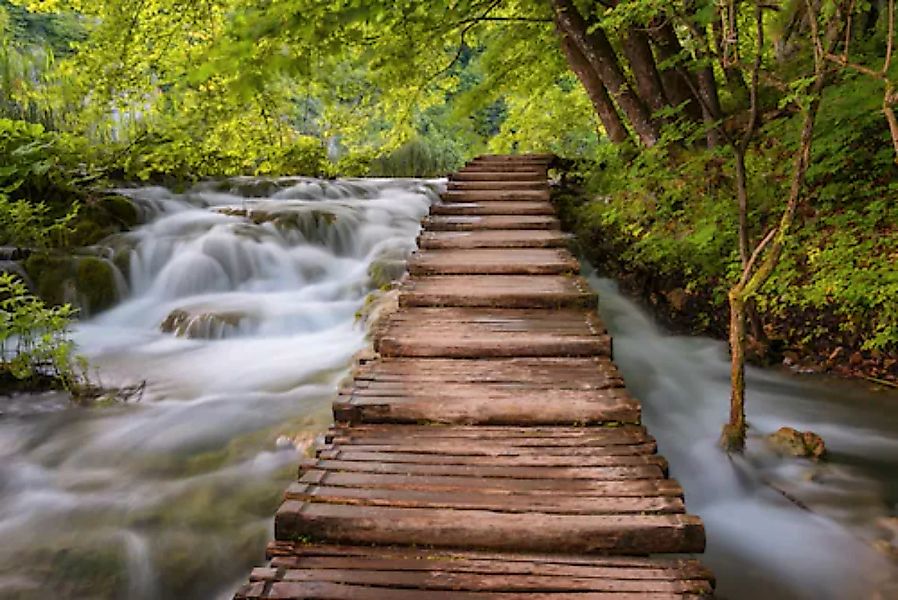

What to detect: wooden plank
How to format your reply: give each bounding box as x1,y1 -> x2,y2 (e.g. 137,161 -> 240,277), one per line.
448,180 -> 547,191
316,437 -> 658,457
423,215 -> 560,231
333,387 -> 639,425
375,307 -> 611,358
265,549 -> 712,580
352,358 -> 624,388
313,451 -> 664,469
257,569 -> 711,594
408,249 -> 579,275
449,172 -> 548,182
430,201 -> 555,216
305,460 -> 662,480
264,543 -> 712,575
328,424 -> 648,440
418,230 -> 571,250
238,580 -> 710,599
285,483 -> 684,515
442,190 -> 551,202
460,164 -> 547,173
470,153 -> 554,162
399,275 -> 596,309
275,503 -> 706,554
297,470 -> 685,496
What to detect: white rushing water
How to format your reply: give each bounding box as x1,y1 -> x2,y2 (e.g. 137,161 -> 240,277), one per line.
0,177 -> 437,599
585,268 -> 898,600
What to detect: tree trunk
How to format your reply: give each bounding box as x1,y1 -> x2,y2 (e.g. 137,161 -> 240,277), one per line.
650,21 -> 704,123
620,29 -> 669,114
551,0 -> 660,146
734,147 -> 750,266
555,23 -> 631,143
722,291 -> 747,451
673,9 -> 725,147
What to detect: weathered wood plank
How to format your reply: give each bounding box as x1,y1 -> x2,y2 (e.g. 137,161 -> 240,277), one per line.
255,569 -> 711,594
399,275 -> 596,309
328,424 -> 648,440
423,215 -> 560,231
313,451 -> 664,469
333,387 -> 639,425
285,483 -> 684,515
419,230 -> 571,249
305,460 -> 663,480
448,180 -> 548,191
470,153 -> 555,162
316,437 -> 658,457
460,164 -> 547,173
408,249 -> 579,275
375,307 -> 611,358
297,470 -> 685,496
430,201 -> 555,216
352,357 -> 624,388
275,503 -> 706,554
263,543 -> 712,575
449,171 -> 547,182
442,189 -> 551,202
238,580 -> 710,600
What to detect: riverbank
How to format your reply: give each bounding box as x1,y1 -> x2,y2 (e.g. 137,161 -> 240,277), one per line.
552,182 -> 898,386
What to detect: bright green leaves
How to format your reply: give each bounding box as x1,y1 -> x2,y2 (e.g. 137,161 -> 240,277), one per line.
0,271 -> 78,385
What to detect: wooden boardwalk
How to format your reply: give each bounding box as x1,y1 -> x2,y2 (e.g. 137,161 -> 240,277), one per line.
235,154 -> 714,599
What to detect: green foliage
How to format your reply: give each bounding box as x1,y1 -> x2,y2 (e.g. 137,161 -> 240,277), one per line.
0,192 -> 79,247
0,271 -> 79,385
0,117 -> 56,192
572,70 -> 898,353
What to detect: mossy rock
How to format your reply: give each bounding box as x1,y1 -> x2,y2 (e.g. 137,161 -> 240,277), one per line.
75,257 -> 118,314
100,195 -> 140,227
68,219 -> 111,247
66,195 -> 140,248
24,252 -> 77,307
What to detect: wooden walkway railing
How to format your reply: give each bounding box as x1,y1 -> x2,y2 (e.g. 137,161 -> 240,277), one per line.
235,154 -> 715,599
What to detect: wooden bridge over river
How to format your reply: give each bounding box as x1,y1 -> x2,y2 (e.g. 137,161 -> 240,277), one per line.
234,154 -> 715,599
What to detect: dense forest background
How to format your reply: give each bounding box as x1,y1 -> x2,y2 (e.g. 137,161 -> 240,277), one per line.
0,0 -> 896,442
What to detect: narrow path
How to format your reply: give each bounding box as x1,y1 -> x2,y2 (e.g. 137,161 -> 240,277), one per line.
235,154 -> 715,599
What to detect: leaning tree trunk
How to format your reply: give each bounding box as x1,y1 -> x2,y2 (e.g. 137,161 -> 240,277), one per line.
552,0 -> 660,146
650,20 -> 704,124
620,29 -> 669,114
556,27 -> 632,143
683,21 -> 725,148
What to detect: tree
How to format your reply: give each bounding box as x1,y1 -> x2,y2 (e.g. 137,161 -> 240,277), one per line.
720,0 -> 853,451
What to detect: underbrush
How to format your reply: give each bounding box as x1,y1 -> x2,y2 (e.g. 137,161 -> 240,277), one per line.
558,73 -> 898,380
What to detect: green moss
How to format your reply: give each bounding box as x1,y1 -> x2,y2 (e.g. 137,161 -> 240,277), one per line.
23,252 -> 75,306
68,219 -> 109,247
75,257 -> 117,314
101,195 -> 140,226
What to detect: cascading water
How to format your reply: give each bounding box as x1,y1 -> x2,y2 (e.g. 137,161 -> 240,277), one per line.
583,267 -> 898,600
0,177 -> 437,599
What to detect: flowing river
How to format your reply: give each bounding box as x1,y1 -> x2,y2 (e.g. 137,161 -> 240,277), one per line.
584,270 -> 898,600
0,178 -> 436,599
0,178 -> 896,599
